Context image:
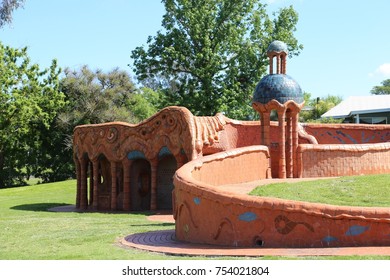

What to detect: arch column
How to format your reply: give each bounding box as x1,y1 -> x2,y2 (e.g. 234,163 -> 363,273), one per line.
122,159 -> 132,211
111,161 -> 117,211
278,109 -> 286,179
262,111 -> 271,147
92,159 -> 99,210
79,157 -> 88,210
286,110 -> 293,178
75,158 -> 81,209
88,161 -> 94,207
150,158 -> 158,211
292,113 -> 299,178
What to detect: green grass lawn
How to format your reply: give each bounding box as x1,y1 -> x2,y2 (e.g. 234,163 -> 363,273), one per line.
0,180 -> 180,260
250,174 -> 390,207
1,178 -> 389,260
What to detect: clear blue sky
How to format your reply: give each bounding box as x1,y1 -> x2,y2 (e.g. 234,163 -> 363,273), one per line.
1,0 -> 390,100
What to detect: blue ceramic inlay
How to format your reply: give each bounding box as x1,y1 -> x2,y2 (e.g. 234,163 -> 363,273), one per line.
345,225 -> 369,236
193,197 -> 201,205
322,236 -> 338,243
253,74 -> 303,105
238,212 -> 258,222
158,146 -> 172,159
267,40 -> 288,54
336,131 -> 357,144
361,132 -> 375,143
127,150 -> 146,160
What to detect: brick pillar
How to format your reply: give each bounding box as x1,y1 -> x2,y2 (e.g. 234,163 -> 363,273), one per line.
150,159 -> 158,211
292,113 -> 299,178
281,54 -> 287,74
88,161 -> 93,207
276,55 -> 280,74
176,154 -> 187,169
278,109 -> 286,179
75,158 -> 81,209
80,157 -> 88,210
111,161 -> 117,211
122,159 -> 132,211
262,112 -> 271,147
286,111 -> 293,178
92,160 -> 99,210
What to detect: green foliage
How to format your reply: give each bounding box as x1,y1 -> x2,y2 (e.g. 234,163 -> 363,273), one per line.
131,0 -> 302,119
371,79 -> 390,95
250,174 -> 390,207
300,92 -> 343,123
0,42 -> 64,187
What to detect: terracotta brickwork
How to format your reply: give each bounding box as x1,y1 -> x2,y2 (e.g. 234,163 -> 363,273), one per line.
302,123 -> 390,144
173,148 -> 390,248
190,146 -> 271,186
73,106 -> 390,212
298,143 -> 390,177
73,106 -> 264,211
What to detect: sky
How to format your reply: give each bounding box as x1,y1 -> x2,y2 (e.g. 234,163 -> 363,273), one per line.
1,0 -> 390,100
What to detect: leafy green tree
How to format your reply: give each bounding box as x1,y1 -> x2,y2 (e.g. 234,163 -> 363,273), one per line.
0,0 -> 24,28
131,0 -> 302,119
36,66 -> 159,182
0,42 -> 64,187
299,93 -> 343,123
371,79 -> 390,95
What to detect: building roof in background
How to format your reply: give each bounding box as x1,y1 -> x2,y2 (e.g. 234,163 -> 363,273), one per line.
322,95 -> 390,118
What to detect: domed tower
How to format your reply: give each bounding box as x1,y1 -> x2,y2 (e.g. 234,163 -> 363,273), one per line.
252,41 -> 304,179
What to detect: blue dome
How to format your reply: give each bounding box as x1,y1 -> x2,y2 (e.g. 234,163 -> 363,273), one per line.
253,74 -> 303,104
267,40 -> 288,54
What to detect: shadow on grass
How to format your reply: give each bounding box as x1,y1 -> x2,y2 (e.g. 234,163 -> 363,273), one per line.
129,223 -> 175,227
11,203 -> 71,212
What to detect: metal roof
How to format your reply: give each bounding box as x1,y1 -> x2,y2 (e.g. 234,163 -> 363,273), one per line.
321,95 -> 390,118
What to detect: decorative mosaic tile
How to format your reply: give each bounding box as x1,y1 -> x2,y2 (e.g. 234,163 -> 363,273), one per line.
267,40 -> 288,54
253,74 -> 304,104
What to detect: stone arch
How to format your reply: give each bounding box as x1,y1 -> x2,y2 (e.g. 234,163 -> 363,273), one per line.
157,147 -> 178,210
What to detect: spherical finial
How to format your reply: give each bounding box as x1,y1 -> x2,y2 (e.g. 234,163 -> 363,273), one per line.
267,40 -> 288,55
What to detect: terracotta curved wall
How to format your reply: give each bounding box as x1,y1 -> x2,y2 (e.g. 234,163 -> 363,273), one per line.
173,145 -> 390,248
191,146 -> 271,185
298,143 -> 390,178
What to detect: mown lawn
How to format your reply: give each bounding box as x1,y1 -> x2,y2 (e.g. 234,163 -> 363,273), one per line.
0,180 -> 179,260
250,174 -> 390,207
0,178 -> 389,260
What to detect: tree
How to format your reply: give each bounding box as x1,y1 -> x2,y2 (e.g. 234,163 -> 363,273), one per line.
371,79 -> 390,95
0,0 -> 24,28
0,42 -> 64,188
131,0 -> 302,119
36,66 -> 159,183
299,93 -> 343,123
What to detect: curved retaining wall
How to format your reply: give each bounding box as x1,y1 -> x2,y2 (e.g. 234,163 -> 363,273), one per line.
173,146 -> 390,248
298,143 -> 390,178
